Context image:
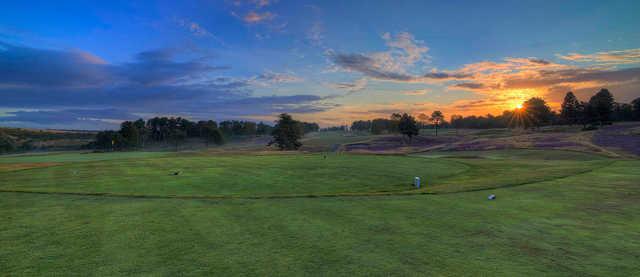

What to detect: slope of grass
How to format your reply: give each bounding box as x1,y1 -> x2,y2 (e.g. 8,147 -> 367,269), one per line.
0,150 -> 610,197
0,151 -> 170,163
0,154 -> 469,197
1,159 -> 638,275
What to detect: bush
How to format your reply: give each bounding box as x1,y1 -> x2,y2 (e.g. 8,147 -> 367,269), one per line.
582,125 -> 598,131
0,131 -> 17,153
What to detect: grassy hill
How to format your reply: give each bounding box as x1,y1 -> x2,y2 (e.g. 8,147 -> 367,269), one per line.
0,149 -> 638,275
1,124 -> 639,275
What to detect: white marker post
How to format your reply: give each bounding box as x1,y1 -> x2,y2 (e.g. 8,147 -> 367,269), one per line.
414,177 -> 421,188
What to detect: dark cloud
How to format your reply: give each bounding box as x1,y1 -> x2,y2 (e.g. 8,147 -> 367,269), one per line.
0,41 -> 111,87
528,58 -> 551,65
0,42 -> 337,129
504,67 -> 640,89
453,99 -> 489,109
330,53 -> 414,81
450,82 -> 486,89
119,49 -> 230,86
423,72 -> 472,80
0,42 -> 229,88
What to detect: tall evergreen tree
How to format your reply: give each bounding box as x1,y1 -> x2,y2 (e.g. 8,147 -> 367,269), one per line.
631,97 -> 640,120
589,88 -> 614,125
560,92 -> 580,125
119,121 -> 140,148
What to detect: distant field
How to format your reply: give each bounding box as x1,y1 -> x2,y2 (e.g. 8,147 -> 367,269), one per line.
0,149 -> 638,275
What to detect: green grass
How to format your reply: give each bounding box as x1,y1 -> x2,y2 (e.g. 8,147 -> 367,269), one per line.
0,151 -> 169,163
1,149 -> 639,275
0,150 -> 608,197
0,154 -> 469,197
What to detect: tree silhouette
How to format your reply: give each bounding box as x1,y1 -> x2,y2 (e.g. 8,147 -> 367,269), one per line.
523,97 -> 552,128
560,92 -> 580,125
589,88 -> 614,125
398,113 -> 419,143
430,111 -> 445,136
632,97 -> 640,120
269,113 -> 303,150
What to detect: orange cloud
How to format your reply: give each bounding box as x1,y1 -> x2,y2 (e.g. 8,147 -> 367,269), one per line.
402,89 -> 429,95
557,49 -> 640,65
243,11 -> 274,23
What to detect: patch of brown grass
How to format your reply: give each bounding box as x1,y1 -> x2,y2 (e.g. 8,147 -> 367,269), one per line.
0,162 -> 62,172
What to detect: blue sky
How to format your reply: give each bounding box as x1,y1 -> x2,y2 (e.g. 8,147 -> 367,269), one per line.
1,0 -> 639,129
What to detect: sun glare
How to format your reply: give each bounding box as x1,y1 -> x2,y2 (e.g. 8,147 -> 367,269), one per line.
515,103 -> 523,109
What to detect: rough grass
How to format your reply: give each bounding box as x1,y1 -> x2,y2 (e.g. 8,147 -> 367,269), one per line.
1,157 -> 638,275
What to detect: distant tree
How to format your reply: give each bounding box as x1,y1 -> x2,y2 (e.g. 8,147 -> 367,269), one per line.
256,122 -> 273,136
613,103 -> 633,121
389,113 -> 402,133
450,114 -> 463,134
560,92 -> 580,125
133,118 -> 147,147
219,121 -> 233,137
632,97 -> 640,120
202,125 -> 224,146
301,122 -> 320,134
119,121 -> 140,148
0,131 -> 16,153
242,121 -> 258,136
589,88 -> 614,125
523,97 -> 553,129
19,140 -> 35,151
417,113 -> 430,127
429,111 -> 445,136
93,131 -> 123,151
351,120 -> 372,132
170,129 -> 187,151
370,119 -> 389,134
398,113 -> 419,143
321,125 -> 347,132
269,113 -> 303,150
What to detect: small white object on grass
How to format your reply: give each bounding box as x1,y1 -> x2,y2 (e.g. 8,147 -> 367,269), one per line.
488,194 -> 496,200
414,177 -> 421,188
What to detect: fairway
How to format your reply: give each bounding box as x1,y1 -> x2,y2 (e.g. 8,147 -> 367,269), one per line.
0,150 -> 608,197
0,149 -> 638,275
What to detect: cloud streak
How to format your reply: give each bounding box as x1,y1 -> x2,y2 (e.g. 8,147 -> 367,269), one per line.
557,49 -> 640,65
329,32 -> 429,82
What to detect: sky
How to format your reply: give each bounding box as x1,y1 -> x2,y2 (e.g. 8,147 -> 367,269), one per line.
1,0 -> 639,129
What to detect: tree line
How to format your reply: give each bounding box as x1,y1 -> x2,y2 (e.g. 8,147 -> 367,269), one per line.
89,116 -> 319,151
349,89 -> 640,135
